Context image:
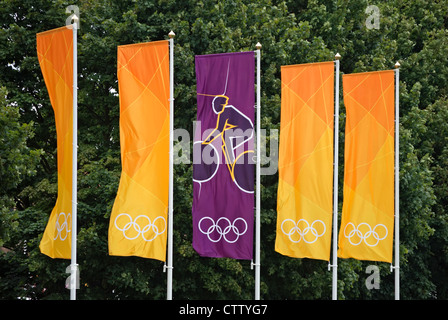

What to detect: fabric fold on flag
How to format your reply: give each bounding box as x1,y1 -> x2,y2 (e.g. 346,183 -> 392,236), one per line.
338,70 -> 395,263
275,61 -> 335,260
108,40 -> 170,261
37,26 -> 74,259
192,51 -> 255,260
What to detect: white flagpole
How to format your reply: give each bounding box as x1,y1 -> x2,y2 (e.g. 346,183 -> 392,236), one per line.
394,61 -> 400,300
166,30 -> 175,300
254,42 -> 262,300
331,53 -> 341,300
70,17 -> 79,301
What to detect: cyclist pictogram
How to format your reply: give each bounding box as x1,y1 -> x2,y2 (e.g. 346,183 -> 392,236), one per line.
193,60 -> 254,194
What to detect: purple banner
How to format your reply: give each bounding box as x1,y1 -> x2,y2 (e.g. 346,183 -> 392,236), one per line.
192,51 -> 255,260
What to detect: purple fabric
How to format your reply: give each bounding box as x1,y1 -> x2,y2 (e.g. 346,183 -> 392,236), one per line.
192,51 -> 255,260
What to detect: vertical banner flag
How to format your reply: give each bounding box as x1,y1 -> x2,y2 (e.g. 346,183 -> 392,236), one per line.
108,40 -> 170,261
338,70 -> 395,263
193,52 -> 255,260
37,26 -> 74,259
275,62 -> 335,260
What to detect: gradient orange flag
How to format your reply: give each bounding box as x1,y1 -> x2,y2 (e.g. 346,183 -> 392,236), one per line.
108,40 -> 170,261
37,26 -> 74,259
338,70 -> 395,263
275,61 -> 334,260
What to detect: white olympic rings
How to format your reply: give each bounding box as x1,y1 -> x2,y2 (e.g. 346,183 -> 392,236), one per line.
114,213 -> 166,242
198,216 -> 248,243
281,219 -> 326,244
53,212 -> 71,241
343,222 -> 388,247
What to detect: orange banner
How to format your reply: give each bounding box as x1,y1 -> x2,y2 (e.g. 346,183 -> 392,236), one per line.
108,40 -> 169,261
275,61 -> 334,260
37,26 -> 74,259
338,70 -> 395,263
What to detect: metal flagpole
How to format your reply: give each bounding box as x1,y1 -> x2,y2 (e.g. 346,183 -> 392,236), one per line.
331,53 -> 341,300
394,61 -> 400,300
70,16 -> 79,301
254,42 -> 262,300
166,30 -> 175,300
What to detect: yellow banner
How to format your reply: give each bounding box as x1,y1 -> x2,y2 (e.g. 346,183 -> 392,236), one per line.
338,70 -> 395,263
108,40 -> 169,261
275,61 -> 334,260
37,26 -> 74,259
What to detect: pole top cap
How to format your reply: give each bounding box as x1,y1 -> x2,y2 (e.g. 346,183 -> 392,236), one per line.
395,61 -> 401,68
335,53 -> 341,60
256,42 -> 262,50
168,30 -> 175,38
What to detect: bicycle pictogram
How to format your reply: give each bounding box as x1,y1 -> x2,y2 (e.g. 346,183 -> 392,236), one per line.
193,94 -> 254,193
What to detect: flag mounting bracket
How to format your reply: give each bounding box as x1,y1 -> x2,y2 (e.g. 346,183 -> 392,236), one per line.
163,263 -> 174,273
251,260 -> 260,270
327,263 -> 337,271
390,264 -> 399,272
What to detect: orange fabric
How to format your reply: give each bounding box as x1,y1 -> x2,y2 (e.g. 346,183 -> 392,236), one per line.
37,26 -> 74,259
338,70 -> 395,262
275,61 -> 334,260
108,40 -> 170,261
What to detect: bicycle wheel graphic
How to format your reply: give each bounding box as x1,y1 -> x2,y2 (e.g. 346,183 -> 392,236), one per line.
232,150 -> 254,193
193,140 -> 219,183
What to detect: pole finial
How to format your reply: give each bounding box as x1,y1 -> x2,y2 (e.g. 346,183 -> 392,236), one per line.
72,14 -> 79,29
256,42 -> 262,50
168,30 -> 175,38
335,53 -> 341,60
395,61 -> 400,69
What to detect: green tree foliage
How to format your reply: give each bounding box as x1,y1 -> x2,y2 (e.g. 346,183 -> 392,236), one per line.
0,0 -> 447,299
0,86 -> 41,298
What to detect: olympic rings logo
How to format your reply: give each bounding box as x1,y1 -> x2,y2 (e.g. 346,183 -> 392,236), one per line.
198,216 -> 248,243
281,219 -> 326,244
53,212 -> 71,241
114,213 -> 166,242
343,222 -> 388,247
